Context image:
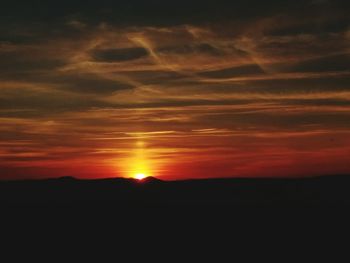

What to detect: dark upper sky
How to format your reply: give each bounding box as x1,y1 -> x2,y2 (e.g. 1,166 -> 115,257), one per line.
0,0 -> 349,180
1,1 -> 348,25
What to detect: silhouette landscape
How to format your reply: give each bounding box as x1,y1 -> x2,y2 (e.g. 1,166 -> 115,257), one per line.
1,175 -> 350,206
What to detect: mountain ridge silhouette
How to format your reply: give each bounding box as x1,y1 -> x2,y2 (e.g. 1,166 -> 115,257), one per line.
0,174 -> 349,205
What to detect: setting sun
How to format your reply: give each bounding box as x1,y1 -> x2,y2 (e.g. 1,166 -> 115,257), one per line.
121,139 -> 156,180
134,173 -> 147,180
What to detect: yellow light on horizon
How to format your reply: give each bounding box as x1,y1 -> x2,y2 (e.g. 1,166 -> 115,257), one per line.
134,173 -> 147,180
112,139 -> 161,180
127,140 -> 153,180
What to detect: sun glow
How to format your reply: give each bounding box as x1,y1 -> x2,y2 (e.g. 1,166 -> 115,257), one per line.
134,173 -> 147,180
124,140 -> 153,180
114,139 -> 165,180
129,156 -> 152,180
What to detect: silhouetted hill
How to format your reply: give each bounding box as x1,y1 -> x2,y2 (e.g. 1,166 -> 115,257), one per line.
0,175 -> 350,206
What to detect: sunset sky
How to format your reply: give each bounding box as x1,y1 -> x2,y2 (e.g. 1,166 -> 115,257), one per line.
0,0 -> 349,180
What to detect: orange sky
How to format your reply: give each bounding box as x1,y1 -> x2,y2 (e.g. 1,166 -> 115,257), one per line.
0,1 -> 350,180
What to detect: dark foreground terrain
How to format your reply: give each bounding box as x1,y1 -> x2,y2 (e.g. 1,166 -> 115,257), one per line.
0,175 -> 350,206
